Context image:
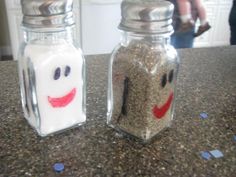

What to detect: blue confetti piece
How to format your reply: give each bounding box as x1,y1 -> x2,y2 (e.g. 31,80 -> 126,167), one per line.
53,163 -> 64,173
200,112 -> 208,119
200,151 -> 211,160
209,150 -> 224,158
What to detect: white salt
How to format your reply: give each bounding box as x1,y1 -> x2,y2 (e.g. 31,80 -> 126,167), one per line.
22,40 -> 86,136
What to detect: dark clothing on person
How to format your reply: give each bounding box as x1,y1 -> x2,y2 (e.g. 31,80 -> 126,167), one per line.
229,0 -> 236,45
170,0 -> 198,31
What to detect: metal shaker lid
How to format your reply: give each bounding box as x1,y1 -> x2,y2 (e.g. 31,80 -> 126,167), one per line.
119,0 -> 174,34
21,0 -> 75,28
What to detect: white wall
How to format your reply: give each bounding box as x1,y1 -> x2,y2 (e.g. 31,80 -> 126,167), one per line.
81,0 -> 122,55
3,0 -> 233,59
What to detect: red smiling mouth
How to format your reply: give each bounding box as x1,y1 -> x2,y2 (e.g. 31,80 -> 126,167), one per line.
152,92 -> 174,119
48,88 -> 76,108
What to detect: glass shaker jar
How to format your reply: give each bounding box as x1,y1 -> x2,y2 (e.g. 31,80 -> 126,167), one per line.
107,0 -> 179,142
18,0 -> 86,136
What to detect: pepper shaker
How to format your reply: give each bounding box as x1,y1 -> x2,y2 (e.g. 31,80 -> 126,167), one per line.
107,0 -> 179,142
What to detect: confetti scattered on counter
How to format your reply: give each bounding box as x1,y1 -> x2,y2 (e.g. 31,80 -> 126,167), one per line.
53,163 -> 64,173
200,151 -> 212,160
209,150 -> 224,158
200,112 -> 208,119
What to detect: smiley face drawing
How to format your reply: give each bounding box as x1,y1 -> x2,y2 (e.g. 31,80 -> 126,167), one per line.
152,69 -> 174,119
47,66 -> 76,108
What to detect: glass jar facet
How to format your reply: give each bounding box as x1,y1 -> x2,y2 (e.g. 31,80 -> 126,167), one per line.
107,31 -> 179,142
18,26 -> 86,136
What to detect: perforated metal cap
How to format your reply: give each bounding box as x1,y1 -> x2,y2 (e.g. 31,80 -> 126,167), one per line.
21,0 -> 74,28
119,0 -> 174,34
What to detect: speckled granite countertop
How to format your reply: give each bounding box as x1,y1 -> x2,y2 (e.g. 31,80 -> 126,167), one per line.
0,46 -> 235,177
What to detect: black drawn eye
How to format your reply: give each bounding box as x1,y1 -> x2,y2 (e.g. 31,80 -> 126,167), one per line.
54,67 -> 61,80
161,73 -> 167,88
168,69 -> 174,83
64,66 -> 71,77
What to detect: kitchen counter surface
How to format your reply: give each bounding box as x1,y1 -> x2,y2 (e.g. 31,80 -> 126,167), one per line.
0,46 -> 235,177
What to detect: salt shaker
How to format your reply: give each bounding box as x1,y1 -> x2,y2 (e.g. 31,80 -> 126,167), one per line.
18,0 -> 86,136
107,0 -> 179,142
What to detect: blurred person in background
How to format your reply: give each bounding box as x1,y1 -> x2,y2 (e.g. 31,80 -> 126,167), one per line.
177,0 -> 211,37
229,0 -> 236,45
167,0 -> 211,48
